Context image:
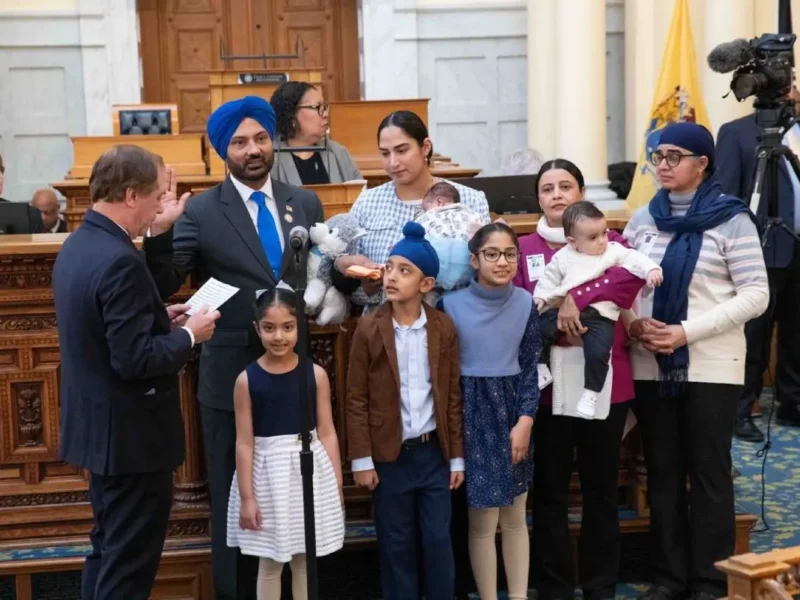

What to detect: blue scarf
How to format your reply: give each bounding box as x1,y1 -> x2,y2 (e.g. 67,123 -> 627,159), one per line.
648,177 -> 756,396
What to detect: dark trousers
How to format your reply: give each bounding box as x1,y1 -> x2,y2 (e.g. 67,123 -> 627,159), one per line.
532,403 -> 629,600
540,307 -> 616,392
201,405 -> 259,600
373,438 -> 455,600
81,470 -> 173,600
634,381 -> 739,597
740,254 -> 800,419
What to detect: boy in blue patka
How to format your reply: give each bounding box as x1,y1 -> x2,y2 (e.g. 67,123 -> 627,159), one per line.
345,222 -> 465,600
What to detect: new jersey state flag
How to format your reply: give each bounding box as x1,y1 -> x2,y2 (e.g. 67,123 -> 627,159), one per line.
626,0 -> 711,209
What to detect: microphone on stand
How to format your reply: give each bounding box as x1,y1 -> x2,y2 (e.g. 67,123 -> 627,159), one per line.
289,225 -> 309,252
286,222 -> 319,599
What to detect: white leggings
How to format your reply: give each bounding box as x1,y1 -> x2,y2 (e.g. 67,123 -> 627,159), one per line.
256,554 -> 307,600
468,492 -> 530,600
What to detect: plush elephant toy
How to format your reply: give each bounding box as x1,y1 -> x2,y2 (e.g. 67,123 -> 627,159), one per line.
305,212 -> 366,325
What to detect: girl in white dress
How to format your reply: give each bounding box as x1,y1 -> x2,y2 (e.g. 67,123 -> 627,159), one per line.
226,287 -> 345,599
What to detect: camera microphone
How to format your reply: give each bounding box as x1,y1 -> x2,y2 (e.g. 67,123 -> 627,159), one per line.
289,225 -> 309,251
707,38 -> 751,73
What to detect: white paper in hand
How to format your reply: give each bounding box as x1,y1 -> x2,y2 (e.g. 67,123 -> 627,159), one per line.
185,277 -> 239,316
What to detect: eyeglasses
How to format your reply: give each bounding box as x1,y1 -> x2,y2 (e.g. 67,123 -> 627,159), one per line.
479,249 -> 520,263
297,103 -> 329,116
650,151 -> 700,167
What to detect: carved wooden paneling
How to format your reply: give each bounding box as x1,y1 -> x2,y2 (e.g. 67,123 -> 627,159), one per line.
139,0 -> 360,107
176,84 -> 213,132
282,0 -> 325,9
176,30 -> 216,72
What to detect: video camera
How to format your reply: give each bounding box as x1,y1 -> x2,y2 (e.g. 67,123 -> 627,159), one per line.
708,33 -> 796,128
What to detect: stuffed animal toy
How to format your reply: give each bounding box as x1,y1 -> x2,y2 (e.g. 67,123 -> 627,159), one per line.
305,212 -> 366,325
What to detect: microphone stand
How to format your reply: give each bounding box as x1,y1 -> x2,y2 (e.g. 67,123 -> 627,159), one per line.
289,235 -> 319,600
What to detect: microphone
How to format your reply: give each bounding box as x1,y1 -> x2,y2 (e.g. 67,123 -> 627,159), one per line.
707,39 -> 751,73
289,225 -> 309,251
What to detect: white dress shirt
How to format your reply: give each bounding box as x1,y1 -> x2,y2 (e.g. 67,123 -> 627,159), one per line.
351,310 -> 465,473
229,174 -> 284,250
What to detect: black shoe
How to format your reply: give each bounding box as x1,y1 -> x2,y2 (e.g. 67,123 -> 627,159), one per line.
735,416 -> 765,442
639,586 -> 674,600
776,403 -> 800,426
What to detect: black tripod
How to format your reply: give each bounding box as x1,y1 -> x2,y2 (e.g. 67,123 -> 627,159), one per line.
748,99 -> 800,248
744,99 -> 800,534
287,226 -> 320,600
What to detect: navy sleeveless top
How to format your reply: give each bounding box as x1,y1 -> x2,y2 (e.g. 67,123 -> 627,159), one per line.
245,360 -> 317,438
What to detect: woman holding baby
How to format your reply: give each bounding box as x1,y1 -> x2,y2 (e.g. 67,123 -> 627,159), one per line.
332,110 -> 490,308
623,122 -> 768,600
513,159 -> 642,600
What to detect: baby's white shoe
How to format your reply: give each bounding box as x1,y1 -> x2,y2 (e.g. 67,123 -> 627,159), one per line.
576,389 -> 598,419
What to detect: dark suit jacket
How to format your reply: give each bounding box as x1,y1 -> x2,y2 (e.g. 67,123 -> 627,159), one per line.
144,176 -> 325,411
53,210 -> 193,475
716,115 -> 795,268
54,218 -> 67,233
345,302 -> 464,464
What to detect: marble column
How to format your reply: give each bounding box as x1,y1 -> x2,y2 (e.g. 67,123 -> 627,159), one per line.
703,0 -> 755,136
527,0 -> 623,209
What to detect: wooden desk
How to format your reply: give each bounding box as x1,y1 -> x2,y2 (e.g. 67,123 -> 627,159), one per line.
52,179 -> 367,232
68,135 -> 207,179
499,209 -> 632,235
52,170 -> 480,231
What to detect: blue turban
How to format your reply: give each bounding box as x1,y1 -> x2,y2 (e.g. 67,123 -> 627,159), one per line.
389,222 -> 440,278
206,96 -> 276,160
659,122 -> 716,173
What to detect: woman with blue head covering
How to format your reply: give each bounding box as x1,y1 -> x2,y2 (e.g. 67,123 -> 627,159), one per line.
621,122 -> 769,600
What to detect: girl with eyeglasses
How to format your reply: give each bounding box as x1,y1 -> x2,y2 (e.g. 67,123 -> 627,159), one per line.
269,81 -> 361,186
513,158 -> 643,600
623,122 -> 769,600
440,222 -> 541,600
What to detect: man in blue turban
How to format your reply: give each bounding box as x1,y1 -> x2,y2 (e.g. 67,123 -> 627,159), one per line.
142,94 -> 324,599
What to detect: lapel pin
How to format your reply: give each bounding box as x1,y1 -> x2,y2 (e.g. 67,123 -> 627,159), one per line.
285,213 -> 293,223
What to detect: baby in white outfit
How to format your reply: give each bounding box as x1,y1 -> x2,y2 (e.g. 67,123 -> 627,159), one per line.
534,201 -> 663,418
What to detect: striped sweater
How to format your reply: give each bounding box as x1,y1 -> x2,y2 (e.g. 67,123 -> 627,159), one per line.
622,192 -> 769,385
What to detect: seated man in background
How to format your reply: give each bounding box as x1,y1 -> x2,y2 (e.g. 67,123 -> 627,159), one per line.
31,188 -> 67,233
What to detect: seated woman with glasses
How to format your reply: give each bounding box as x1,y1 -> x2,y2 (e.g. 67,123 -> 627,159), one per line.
623,122 -> 768,600
269,81 -> 362,185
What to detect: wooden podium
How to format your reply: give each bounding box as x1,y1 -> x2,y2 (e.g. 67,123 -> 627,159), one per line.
67,135 -> 207,179
207,69 -> 323,177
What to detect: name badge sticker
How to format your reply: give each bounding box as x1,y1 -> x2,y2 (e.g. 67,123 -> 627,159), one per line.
640,231 -> 658,257
526,253 -> 546,282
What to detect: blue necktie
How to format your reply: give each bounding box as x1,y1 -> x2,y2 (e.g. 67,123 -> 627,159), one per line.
250,191 -> 283,276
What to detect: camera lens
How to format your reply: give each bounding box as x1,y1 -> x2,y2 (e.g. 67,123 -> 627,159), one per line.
733,72 -> 770,101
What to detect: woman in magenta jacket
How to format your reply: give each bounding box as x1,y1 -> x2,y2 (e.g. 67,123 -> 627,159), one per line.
513,159 -> 641,600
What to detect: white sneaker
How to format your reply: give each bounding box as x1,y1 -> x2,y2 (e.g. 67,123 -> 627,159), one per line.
576,389 -> 598,419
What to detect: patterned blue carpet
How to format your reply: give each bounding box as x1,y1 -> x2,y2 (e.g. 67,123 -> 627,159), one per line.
466,392 -> 800,600
732,392 -> 800,553
1,394 -> 797,600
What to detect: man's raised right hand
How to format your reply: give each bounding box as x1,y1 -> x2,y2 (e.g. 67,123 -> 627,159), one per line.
185,306 -> 221,344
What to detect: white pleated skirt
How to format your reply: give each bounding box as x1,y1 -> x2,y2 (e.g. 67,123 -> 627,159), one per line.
226,431 -> 345,563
